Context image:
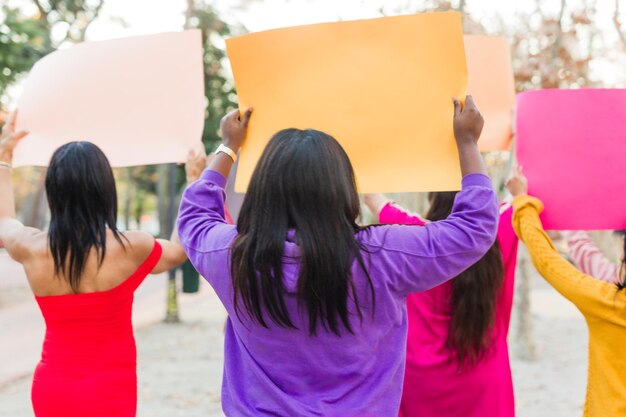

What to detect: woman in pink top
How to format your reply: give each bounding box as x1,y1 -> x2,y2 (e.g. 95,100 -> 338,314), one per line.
365,192 -> 519,417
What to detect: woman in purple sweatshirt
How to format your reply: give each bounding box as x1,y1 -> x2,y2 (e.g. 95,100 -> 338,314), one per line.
177,96 -> 498,417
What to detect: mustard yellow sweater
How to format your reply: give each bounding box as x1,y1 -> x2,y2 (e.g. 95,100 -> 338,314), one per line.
513,195 -> 626,417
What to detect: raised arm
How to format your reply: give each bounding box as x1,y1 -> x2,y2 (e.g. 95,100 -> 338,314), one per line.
563,231 -> 620,284
506,167 -> 609,315
177,108 -> 252,278
363,193 -> 428,226
150,149 -> 211,274
365,96 -> 498,295
0,111 -> 41,263
367,175 -> 498,295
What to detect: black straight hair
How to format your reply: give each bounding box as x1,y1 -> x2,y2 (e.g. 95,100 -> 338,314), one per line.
45,141 -> 124,292
231,128 -> 375,336
426,191 -> 504,369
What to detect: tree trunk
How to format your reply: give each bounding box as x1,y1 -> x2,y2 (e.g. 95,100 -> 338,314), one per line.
158,164 -> 180,323
123,168 -> 133,230
514,246 -> 537,360
23,169 -> 48,229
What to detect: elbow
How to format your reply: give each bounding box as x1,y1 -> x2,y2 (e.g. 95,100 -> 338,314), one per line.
172,246 -> 189,268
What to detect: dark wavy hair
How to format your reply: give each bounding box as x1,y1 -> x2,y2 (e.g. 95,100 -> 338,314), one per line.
426,192 -> 504,369
231,129 -> 374,336
45,142 -> 125,292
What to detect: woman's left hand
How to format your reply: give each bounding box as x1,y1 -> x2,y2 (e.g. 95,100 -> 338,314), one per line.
505,165 -> 528,197
0,111 -> 28,164
185,147 -> 208,183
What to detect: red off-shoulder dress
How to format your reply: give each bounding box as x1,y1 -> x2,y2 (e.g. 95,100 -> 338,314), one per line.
31,241 -> 162,417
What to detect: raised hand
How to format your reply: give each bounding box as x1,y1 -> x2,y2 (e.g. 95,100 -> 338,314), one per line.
185,147 -> 208,183
452,95 -> 484,146
506,166 -> 528,197
0,111 -> 29,164
220,107 -> 253,152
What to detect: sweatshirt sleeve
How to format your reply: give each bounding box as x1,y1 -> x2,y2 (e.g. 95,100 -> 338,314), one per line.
379,202 -> 428,226
563,231 -> 620,284
177,169 -> 237,281
362,173 -> 499,296
512,195 -> 614,316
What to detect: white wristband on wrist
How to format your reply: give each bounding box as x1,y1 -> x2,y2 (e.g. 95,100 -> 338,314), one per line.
215,144 -> 237,162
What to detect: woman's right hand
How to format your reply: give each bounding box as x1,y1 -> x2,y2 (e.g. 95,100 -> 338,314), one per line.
453,95 -> 484,146
0,111 -> 28,164
220,107 -> 253,152
451,96 -> 487,176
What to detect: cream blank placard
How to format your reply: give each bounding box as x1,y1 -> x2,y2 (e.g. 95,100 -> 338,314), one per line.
465,35 -> 515,152
226,13 -> 468,193
14,30 -> 205,167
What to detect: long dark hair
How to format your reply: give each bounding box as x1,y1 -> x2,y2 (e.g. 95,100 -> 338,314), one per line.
231,129 -> 374,336
46,142 -> 124,292
426,192 -> 504,369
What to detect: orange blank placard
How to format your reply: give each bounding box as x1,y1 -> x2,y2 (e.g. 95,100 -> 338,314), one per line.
14,30 -> 205,167
465,35 -> 515,151
227,13 -> 467,193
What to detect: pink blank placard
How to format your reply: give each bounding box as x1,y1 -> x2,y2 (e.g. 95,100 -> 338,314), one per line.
14,30 -> 205,167
516,89 -> 626,230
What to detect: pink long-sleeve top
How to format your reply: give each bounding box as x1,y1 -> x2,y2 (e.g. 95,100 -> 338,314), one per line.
564,231 -> 620,284
379,201 -> 518,417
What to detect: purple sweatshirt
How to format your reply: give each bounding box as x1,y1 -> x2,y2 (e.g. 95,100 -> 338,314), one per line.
177,169 -> 498,417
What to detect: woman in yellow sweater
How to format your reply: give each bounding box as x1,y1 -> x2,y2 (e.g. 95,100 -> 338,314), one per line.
507,167 -> 626,417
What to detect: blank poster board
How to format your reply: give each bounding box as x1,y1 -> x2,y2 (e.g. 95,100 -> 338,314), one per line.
516,89 -> 626,230
465,35 -> 515,152
14,30 -> 205,167
226,13 -> 467,193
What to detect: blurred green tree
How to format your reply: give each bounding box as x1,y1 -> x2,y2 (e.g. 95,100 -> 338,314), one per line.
185,0 -> 239,150
0,7 -> 47,103
0,0 -> 106,105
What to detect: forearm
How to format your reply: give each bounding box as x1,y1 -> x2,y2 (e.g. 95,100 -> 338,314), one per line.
0,167 -> 16,220
565,231 -> 619,284
377,174 -> 498,295
206,152 -> 235,180
177,169 -> 233,252
512,196 -> 600,304
379,202 -> 428,226
363,193 -> 389,219
456,142 -> 487,177
154,227 -> 188,273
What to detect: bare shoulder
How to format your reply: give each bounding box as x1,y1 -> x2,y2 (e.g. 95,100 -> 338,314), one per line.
120,230 -> 158,262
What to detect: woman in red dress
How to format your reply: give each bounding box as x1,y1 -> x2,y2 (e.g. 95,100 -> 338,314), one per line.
0,112 -> 198,416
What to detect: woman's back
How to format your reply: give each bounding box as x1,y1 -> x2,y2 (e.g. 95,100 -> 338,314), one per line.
22,230 -> 158,296
178,169 -> 498,416
29,236 -> 162,417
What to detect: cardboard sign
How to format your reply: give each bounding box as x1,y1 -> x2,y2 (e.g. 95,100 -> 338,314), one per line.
14,31 -> 205,167
226,13 -> 467,193
516,89 -> 626,230
465,35 -> 515,151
